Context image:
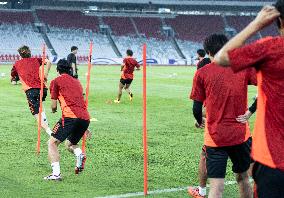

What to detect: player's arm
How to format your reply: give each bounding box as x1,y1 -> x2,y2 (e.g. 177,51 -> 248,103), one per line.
236,98 -> 257,124
193,100 -> 205,128
215,6 -> 280,66
51,99 -> 57,113
44,58 -> 52,80
11,65 -> 19,83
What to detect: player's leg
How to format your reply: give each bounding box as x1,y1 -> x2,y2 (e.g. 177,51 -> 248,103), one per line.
65,119 -> 90,174
205,146 -> 228,198
26,88 -> 52,135
44,118 -> 73,180
228,139 -> 252,198
124,79 -> 133,101
188,146 -> 207,198
114,79 -> 125,103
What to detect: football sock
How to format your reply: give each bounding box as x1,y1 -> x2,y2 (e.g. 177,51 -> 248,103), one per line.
51,162 -> 60,176
198,186 -> 206,196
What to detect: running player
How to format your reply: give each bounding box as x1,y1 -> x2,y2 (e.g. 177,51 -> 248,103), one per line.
190,34 -> 256,198
13,45 -> 53,135
114,49 -> 140,104
215,3 -> 284,197
10,65 -> 20,85
45,59 -> 91,180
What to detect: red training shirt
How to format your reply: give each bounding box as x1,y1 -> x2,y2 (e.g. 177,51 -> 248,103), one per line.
13,58 -> 45,91
121,57 -> 140,79
229,36 -> 284,171
50,74 -> 90,121
190,62 -> 257,147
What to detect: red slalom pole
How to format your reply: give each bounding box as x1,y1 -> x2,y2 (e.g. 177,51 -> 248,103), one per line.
143,44 -> 148,196
37,44 -> 46,155
82,41 -> 93,153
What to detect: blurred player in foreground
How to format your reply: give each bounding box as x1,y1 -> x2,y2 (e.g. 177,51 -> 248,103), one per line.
45,59 -> 91,180
114,49 -> 140,103
215,2 -> 284,197
12,45 -> 53,135
190,34 -> 256,198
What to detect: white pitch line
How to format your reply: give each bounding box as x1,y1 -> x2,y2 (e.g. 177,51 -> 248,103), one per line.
95,179 -> 252,198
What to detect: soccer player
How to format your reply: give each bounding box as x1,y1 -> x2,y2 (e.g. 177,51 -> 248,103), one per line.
67,46 -> 78,78
188,99 -> 257,198
45,59 -> 91,180
215,3 -> 284,197
10,65 -> 20,85
190,34 -> 256,198
114,49 -> 140,104
196,49 -> 211,70
13,45 -> 53,135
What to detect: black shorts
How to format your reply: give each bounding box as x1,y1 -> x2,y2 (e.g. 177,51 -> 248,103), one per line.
120,78 -> 133,85
25,88 -> 47,115
52,118 -> 90,145
205,138 -> 251,178
253,162 -> 284,198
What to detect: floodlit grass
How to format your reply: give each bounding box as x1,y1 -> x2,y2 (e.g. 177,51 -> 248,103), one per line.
0,65 -> 257,197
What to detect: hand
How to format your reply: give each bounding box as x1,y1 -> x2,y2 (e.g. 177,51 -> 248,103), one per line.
195,117 -> 206,129
136,68 -> 141,71
51,108 -> 57,113
85,129 -> 92,139
236,110 -> 252,124
252,6 -> 280,30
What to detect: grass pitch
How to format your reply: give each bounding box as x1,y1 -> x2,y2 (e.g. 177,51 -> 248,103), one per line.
0,65 -> 257,198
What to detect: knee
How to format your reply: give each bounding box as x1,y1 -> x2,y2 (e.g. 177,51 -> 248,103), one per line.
65,140 -> 73,149
49,137 -> 60,147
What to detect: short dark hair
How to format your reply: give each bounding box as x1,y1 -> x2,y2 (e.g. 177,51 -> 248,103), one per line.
126,49 -> 133,56
57,59 -> 72,75
197,49 -> 206,57
275,0 -> 284,28
203,34 -> 228,57
71,46 -> 78,52
18,45 -> 31,58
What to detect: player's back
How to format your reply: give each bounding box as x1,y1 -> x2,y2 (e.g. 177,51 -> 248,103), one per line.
193,62 -> 256,146
14,58 -> 42,91
122,57 -> 139,79
51,74 -> 90,121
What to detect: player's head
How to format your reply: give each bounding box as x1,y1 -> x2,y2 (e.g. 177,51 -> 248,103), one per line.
197,49 -> 206,60
57,59 -> 72,75
203,34 -> 228,57
18,45 -> 31,58
126,49 -> 133,57
71,46 -> 78,54
275,0 -> 284,30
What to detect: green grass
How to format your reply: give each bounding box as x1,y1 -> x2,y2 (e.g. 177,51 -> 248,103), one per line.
0,65 -> 257,198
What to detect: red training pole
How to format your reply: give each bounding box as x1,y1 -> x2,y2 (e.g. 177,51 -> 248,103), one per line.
82,41 -> 93,153
37,44 -> 46,155
143,44 -> 148,196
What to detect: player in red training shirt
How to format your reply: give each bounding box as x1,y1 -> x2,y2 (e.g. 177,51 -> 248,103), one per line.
44,59 -> 91,181
190,34 -> 257,198
12,45 -> 53,136
215,2 -> 284,198
114,49 -> 140,103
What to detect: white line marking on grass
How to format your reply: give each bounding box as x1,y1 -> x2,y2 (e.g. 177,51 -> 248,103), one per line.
95,179 -> 252,198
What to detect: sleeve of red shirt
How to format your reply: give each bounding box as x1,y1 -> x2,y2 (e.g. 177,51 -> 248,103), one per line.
228,37 -> 273,73
50,80 -> 59,100
190,71 -> 206,102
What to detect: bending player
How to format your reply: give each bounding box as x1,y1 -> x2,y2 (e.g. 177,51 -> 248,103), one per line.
190,34 -> 256,198
189,98 -> 257,198
45,59 -> 91,180
215,2 -> 284,197
114,49 -> 140,103
13,45 -> 52,135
